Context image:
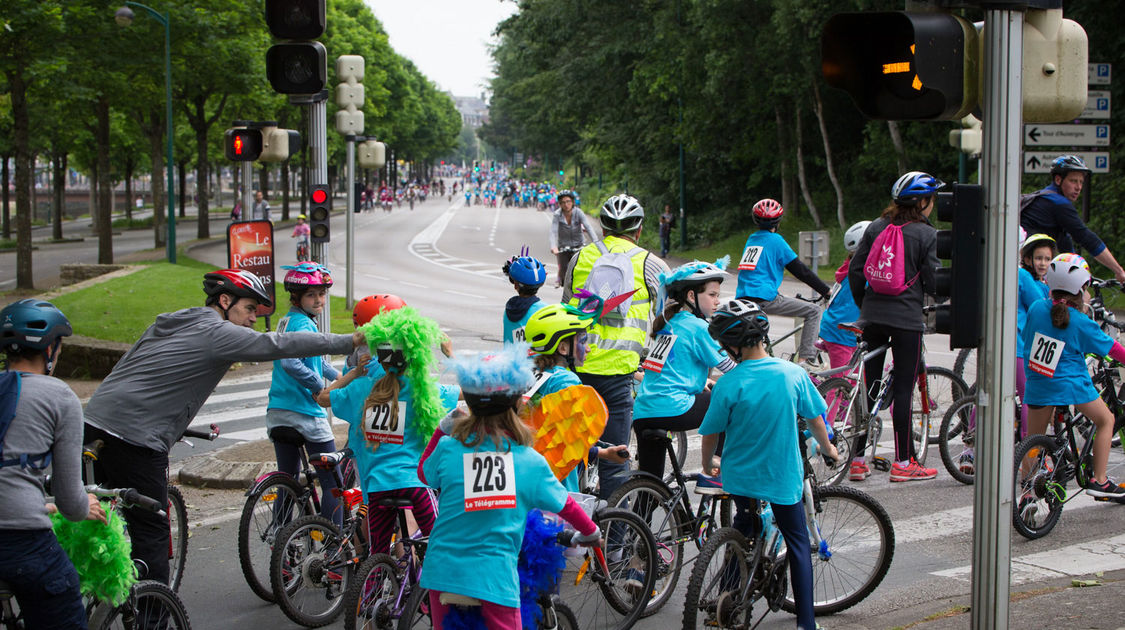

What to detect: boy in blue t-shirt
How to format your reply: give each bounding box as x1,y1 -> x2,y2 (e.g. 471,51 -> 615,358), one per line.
699,298 -> 838,630
501,251 -> 547,344
735,199 -> 830,369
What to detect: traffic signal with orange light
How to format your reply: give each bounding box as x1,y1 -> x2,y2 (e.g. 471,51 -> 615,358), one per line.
933,183 -> 984,348
308,185 -> 331,244
265,0 -> 327,95
225,128 -> 262,161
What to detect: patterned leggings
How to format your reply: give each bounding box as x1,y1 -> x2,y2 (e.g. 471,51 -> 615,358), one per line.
366,487 -> 438,555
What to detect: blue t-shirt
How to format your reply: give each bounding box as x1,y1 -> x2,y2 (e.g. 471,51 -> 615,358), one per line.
819,277 -> 862,348
268,308 -> 335,418
735,230 -> 798,301
531,366 -> 585,492
420,435 -> 568,607
634,312 -> 727,419
1016,268 -> 1050,359
699,357 -> 826,506
502,299 -> 545,344
330,369 -> 459,494
1022,299 -> 1114,406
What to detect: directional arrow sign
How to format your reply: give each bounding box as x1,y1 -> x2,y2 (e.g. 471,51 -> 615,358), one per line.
1024,124 -> 1109,147
1024,151 -> 1110,174
1081,90 -> 1111,120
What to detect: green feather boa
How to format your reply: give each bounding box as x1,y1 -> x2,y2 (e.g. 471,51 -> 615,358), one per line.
360,306 -> 447,446
50,503 -> 136,606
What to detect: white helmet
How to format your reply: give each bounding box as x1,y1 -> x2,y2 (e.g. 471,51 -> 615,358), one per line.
844,221 -> 871,254
1043,253 -> 1091,295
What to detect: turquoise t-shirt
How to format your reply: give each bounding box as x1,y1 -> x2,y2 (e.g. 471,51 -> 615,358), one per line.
699,357 -> 826,505
1021,299 -> 1114,406
267,309 -> 331,418
1016,268 -> 1050,359
502,299 -> 545,344
735,230 -> 798,301
420,435 -> 568,607
819,277 -> 862,348
634,312 -> 727,419
330,369 -> 460,494
532,366 -> 585,492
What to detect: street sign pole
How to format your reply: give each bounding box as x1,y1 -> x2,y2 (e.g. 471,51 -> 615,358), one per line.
973,8 -> 1022,630
307,94 -> 329,331
346,135 -> 356,310
241,162 -> 252,223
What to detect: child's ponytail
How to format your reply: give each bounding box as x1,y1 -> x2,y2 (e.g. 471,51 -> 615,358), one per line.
651,297 -> 681,339
1050,290 -> 1081,329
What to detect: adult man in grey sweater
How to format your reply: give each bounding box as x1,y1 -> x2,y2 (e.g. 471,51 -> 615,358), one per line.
83,269 -> 365,585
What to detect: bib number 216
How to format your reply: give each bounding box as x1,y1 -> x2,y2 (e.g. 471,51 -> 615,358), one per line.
463,452 -> 516,511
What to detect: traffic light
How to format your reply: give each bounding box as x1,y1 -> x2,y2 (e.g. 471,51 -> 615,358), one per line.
821,12 -> 978,121
934,183 -> 984,348
948,115 -> 981,156
258,125 -> 302,163
308,184 -> 331,244
264,0 -> 327,95
225,128 -> 262,161
358,140 -> 386,169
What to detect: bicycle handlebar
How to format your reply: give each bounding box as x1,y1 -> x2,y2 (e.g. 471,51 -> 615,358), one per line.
181,424 -> 220,442
86,485 -> 166,517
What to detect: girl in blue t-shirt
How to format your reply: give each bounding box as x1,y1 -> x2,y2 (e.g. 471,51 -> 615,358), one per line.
417,345 -> 600,630
633,259 -> 737,480
1022,253 -> 1125,499
1015,234 -> 1056,433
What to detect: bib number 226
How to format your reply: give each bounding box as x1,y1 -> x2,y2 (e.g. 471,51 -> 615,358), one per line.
463,452 -> 516,511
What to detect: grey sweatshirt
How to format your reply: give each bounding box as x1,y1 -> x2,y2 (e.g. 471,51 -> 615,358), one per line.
0,373 -> 88,530
84,307 -> 354,452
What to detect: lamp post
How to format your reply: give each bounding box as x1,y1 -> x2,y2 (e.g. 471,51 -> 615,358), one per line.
116,2 -> 176,263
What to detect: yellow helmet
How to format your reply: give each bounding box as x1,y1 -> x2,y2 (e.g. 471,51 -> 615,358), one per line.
525,304 -> 593,355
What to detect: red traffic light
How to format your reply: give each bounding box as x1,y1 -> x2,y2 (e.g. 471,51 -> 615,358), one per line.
311,188 -> 328,204
225,128 -> 262,162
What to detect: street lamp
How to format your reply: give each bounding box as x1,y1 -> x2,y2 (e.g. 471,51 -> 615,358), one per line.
116,2 -> 176,263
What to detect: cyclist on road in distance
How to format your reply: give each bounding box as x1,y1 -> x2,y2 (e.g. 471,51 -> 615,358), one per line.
550,190 -> 598,288
848,171 -> 942,483
292,214 -> 310,262
562,194 -> 670,498
735,198 -> 831,370
1020,155 -> 1125,284
82,269 -> 366,586
0,299 -> 108,630
501,252 -> 547,344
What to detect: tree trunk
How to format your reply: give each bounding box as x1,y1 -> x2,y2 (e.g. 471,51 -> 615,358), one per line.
195,123 -> 210,239
2,153 -> 10,240
96,96 -> 113,263
794,101 -> 823,230
887,121 -> 907,174
89,161 -> 97,234
281,160 -> 291,221
52,152 -> 65,240
259,164 -> 268,199
811,81 -> 847,230
178,161 -> 187,219
145,108 -> 166,249
774,105 -> 796,216
29,153 -> 37,225
124,159 -> 134,222
10,71 -> 34,289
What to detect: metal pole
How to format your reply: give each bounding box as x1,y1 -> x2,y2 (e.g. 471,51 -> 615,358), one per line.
346,135 -> 356,309
679,107 -> 687,249
308,97 -> 329,331
241,162 -> 252,222
972,9 -> 1023,630
163,13 -> 175,263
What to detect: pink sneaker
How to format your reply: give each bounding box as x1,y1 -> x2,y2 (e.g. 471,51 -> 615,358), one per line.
890,458 -> 937,482
849,461 -> 871,481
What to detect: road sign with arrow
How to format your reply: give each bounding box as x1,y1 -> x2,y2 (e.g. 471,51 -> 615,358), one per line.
1024,151 -> 1110,174
1024,124 -> 1109,147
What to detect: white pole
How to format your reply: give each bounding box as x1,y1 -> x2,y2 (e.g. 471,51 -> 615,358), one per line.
346,136 -> 356,309
309,98 -> 329,332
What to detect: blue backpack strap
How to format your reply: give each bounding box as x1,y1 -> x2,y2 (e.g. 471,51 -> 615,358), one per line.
0,371 -> 52,470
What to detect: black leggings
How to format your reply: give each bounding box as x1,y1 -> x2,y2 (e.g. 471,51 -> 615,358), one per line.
855,323 -> 922,462
633,390 -> 710,480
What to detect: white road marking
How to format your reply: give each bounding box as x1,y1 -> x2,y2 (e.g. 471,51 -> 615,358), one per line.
444,289 -> 478,298
361,273 -> 390,281
933,532 -> 1125,584
401,280 -> 428,289
200,390 -> 269,406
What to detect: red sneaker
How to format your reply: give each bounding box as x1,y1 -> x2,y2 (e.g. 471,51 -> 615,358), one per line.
849,460 -> 871,481
890,458 -> 937,482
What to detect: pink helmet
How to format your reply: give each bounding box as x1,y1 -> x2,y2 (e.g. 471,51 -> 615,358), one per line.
752,198 -> 784,227
282,262 -> 333,293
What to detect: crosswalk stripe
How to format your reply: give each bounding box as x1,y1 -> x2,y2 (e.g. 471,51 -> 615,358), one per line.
933,531 -> 1125,584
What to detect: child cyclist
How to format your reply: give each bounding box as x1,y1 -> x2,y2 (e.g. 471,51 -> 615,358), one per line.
699,299 -> 838,630
735,199 -> 832,370
1021,253 -> 1125,499
632,258 -> 737,481
315,305 -> 460,555
418,345 -> 601,630
292,214 -> 310,261
266,262 -> 344,526
501,250 -> 548,344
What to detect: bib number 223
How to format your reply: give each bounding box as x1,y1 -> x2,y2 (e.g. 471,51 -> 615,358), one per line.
463,452 -> 516,511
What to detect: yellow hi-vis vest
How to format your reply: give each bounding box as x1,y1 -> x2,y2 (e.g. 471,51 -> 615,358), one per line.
568,235 -> 652,376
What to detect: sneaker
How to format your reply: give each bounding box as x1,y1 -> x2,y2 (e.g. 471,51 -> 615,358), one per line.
889,458 -> 938,482
958,448 -> 975,475
1086,478 -> 1125,498
624,568 -> 646,596
694,473 -> 725,495
799,357 -> 824,373
849,460 -> 871,481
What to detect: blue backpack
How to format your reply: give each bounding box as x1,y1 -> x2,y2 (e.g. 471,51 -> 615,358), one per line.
0,371 -> 52,470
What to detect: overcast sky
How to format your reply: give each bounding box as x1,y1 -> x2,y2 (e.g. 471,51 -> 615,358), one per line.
365,0 -> 518,98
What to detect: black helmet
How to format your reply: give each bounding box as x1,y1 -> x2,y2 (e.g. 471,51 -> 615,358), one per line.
708,298 -> 770,350
599,194 -> 645,235
1050,155 -> 1090,177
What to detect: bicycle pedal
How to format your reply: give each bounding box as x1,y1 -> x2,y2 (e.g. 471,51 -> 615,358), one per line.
871,456 -> 891,472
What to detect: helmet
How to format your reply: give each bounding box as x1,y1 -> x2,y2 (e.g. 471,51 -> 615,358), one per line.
752,199 -> 784,229
599,194 -> 645,235
505,256 -> 547,287
374,342 -> 407,373
449,344 -> 537,416
297,214 -> 307,220
557,189 -> 575,202
844,221 -> 872,254
708,298 -> 770,350
891,171 -> 945,204
1044,253 -> 1091,295
663,258 -> 729,297
0,299 -> 72,353
525,304 -> 593,354
1050,155 -> 1090,177
1020,233 -> 1057,260
282,262 -> 333,293
203,269 -> 273,307
353,294 -> 406,327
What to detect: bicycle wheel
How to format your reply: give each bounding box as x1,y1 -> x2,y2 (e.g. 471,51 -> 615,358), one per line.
270,515 -> 355,627
938,396 -> 977,485
953,348 -> 976,384
780,485 -> 895,615
88,580 -> 192,630
556,507 -> 657,630
605,477 -> 687,616
396,586 -> 431,630
815,377 -> 859,485
1012,434 -> 1067,540
681,527 -> 750,630
238,473 -> 313,602
912,367 -> 968,462
550,599 -> 579,630
345,553 -> 402,630
166,484 -> 189,593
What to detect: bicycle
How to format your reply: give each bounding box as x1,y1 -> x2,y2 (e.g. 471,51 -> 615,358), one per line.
344,496 -> 427,630
297,242 -> 310,262
237,435 -> 359,602
681,437 -> 894,629
937,393 -> 1020,485
606,429 -> 733,616
761,294 -> 824,365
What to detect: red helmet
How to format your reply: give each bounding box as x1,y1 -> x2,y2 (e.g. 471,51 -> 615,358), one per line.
352,294 -> 406,326
203,269 -> 272,307
752,198 -> 784,221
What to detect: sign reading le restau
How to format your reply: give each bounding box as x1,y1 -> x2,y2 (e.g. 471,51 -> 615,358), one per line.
227,220 -> 276,317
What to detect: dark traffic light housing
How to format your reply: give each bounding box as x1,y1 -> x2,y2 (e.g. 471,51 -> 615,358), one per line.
309,185 -> 331,244
264,0 -> 327,95
934,183 -> 984,348
821,12 -> 978,121
225,128 -> 262,161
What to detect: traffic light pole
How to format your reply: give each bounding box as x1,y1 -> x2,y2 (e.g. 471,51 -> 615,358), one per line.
972,8 -> 1024,630
346,135 -> 356,310
241,162 -> 253,222
307,95 -> 329,332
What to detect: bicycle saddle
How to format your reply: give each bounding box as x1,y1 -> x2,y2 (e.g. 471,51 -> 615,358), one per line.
440,593 -> 483,607
372,496 -> 415,509
638,428 -> 673,442
837,322 -> 864,336
312,449 -> 353,468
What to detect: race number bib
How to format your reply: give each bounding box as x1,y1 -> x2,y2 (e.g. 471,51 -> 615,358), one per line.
364,403 -> 407,444
642,334 -> 677,373
521,370 -> 552,404
738,246 -> 764,271
1029,333 -> 1065,378
463,452 -> 516,511
511,326 -> 527,343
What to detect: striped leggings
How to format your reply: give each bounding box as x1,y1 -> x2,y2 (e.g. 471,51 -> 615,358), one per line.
366,487 -> 438,555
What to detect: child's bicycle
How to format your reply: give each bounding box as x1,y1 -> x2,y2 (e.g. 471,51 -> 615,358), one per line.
343,497 -> 427,630
297,242 -> 310,262
762,294 -> 825,365
681,434 -> 894,629
937,393 -> 1021,485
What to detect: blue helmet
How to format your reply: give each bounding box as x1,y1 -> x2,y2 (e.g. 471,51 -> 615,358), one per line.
0,299 -> 72,353
505,255 -> 547,287
891,171 -> 945,204
1050,155 -> 1090,177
